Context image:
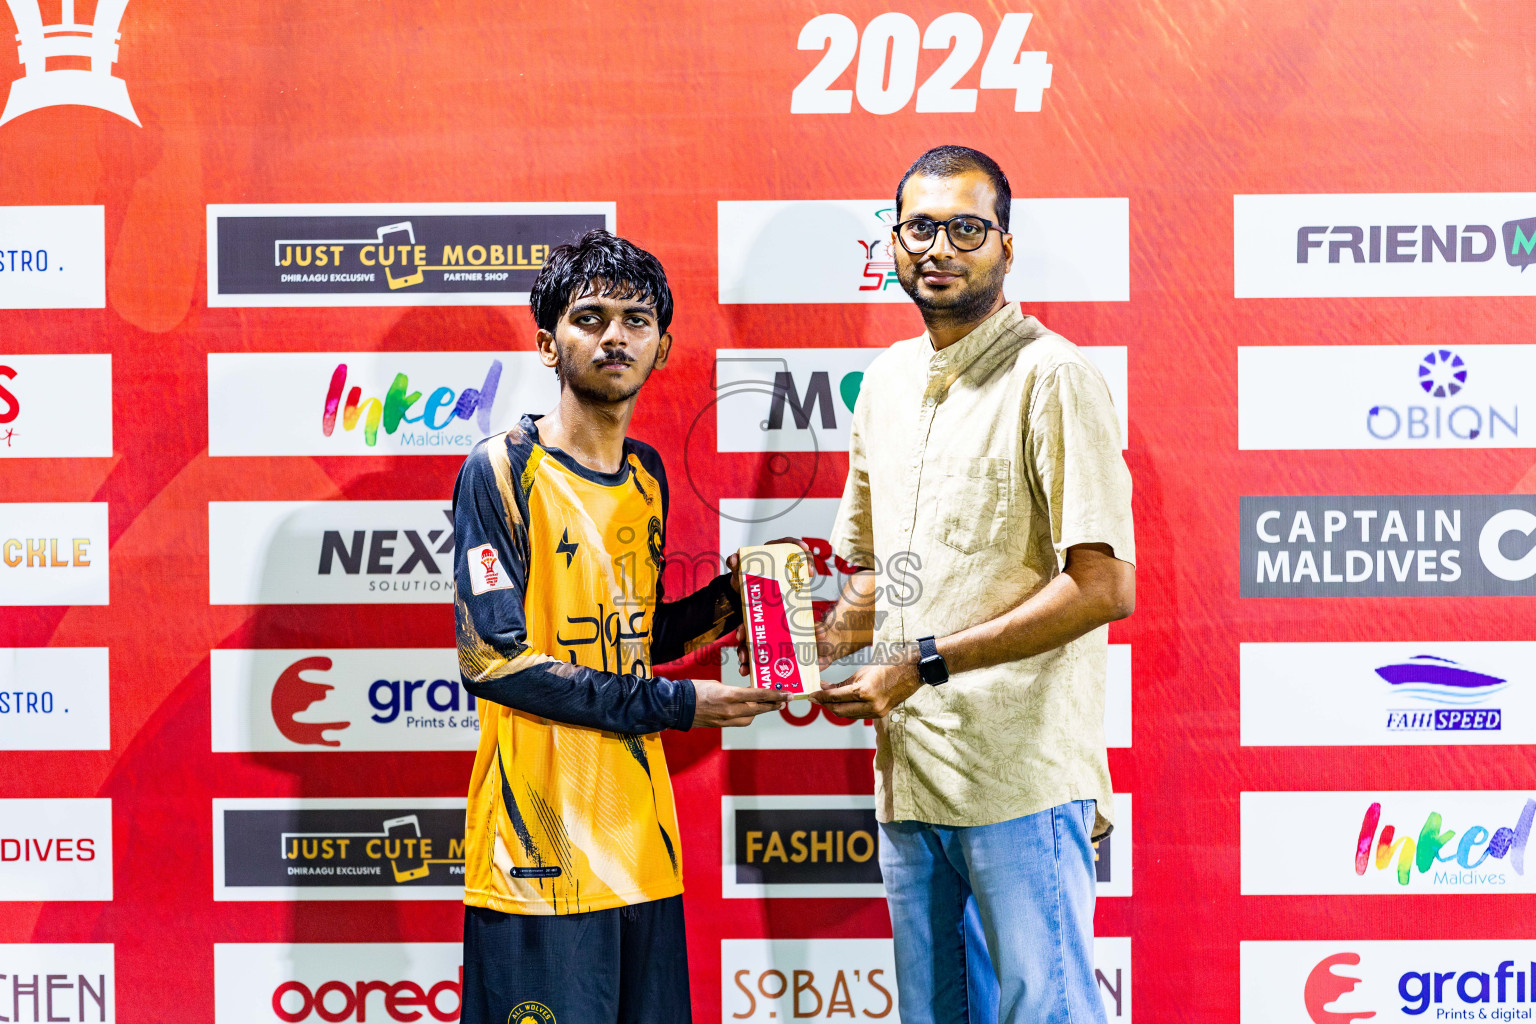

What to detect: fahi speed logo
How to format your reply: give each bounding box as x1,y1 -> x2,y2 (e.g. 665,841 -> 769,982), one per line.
210,649 -> 477,752
1244,940 -> 1536,1022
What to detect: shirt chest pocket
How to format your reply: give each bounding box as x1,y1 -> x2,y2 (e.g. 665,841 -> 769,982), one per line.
935,457 -> 1012,554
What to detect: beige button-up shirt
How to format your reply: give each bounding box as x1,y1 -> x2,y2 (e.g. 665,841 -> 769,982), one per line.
830,302 -> 1134,837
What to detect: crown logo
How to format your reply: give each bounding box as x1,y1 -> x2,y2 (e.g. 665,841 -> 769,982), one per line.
1,0 -> 138,126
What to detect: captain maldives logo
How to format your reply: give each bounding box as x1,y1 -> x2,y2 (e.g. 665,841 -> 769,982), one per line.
208,352 -> 556,457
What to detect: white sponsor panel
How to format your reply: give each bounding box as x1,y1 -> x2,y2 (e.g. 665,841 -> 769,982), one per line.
1241,790 -> 1536,895
723,794 -> 1129,899
0,799 -> 111,901
722,937 -> 1130,1021
208,501 -> 454,605
207,352 -> 554,457
0,648 -> 110,751
0,355 -> 111,457
1239,345 -> 1532,450
1235,192 -> 1536,298
1243,940 -> 1536,1023
0,944 -> 114,1023
1242,641 -> 1535,747
214,942 -> 462,1024
719,199 -> 1128,304
715,348 -> 1127,453
0,208 -> 105,308
718,497 -> 1129,749
0,503 -> 109,606
211,648 -> 477,752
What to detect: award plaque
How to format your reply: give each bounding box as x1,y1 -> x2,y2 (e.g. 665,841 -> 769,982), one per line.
737,542 -> 823,698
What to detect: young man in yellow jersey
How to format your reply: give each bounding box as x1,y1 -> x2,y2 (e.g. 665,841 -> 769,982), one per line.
453,230 -> 789,1024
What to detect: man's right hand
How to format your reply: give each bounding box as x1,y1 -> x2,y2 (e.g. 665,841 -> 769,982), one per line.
691,680 -> 790,728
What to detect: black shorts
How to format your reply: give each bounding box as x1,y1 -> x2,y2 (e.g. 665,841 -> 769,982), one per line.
462,896 -> 691,1024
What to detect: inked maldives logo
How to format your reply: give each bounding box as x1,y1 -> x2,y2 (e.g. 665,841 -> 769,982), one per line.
1354,798 -> 1536,886
321,360 -> 502,447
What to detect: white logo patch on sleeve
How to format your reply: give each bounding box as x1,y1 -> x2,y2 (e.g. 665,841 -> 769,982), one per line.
468,543 -> 513,595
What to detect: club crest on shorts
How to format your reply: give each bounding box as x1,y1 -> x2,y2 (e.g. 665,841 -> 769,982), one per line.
508,1001 -> 556,1024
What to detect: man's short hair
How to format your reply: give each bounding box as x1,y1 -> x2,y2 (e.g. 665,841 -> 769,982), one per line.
530,229 -> 674,335
894,145 -> 1012,232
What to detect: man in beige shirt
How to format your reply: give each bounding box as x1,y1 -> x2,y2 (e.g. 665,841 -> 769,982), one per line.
815,146 -> 1135,1024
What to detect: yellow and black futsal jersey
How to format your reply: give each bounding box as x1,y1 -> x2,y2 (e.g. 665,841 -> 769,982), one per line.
453,413 -> 741,916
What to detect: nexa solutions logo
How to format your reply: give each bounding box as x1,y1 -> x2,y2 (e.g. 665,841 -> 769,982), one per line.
0,0 -> 137,126
209,501 -> 456,605
1241,495 -> 1536,597
1236,193 -> 1536,298
214,799 -> 466,901
210,649 -> 478,753
207,203 -> 613,307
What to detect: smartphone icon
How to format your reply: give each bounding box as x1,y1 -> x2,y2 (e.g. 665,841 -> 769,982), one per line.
376,222 -> 424,290
382,815 -> 430,882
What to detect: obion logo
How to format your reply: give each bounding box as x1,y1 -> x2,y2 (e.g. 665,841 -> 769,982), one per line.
0,0 -> 137,126
1235,192 -> 1536,297
719,199 -> 1129,305
208,352 -> 553,457
210,649 -> 478,752
1239,345 -> 1531,451
214,943 -> 461,1023
1241,642 -> 1536,748
0,355 -> 112,458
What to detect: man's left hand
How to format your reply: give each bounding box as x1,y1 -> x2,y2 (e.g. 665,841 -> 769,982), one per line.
810,658 -> 924,719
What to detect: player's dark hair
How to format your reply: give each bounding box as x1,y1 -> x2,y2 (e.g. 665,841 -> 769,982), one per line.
530,229 -> 674,335
895,145 -> 1012,231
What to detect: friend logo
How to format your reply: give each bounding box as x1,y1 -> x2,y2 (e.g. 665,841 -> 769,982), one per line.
1305,953 -> 1375,1023
0,0 -> 137,126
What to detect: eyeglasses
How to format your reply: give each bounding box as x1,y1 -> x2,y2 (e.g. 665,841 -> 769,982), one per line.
894,215 -> 1000,254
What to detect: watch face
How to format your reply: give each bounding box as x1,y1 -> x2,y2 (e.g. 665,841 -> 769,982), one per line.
920,655 -> 946,683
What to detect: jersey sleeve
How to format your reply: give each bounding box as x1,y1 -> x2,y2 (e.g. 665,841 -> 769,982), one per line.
453,437 -> 697,733
630,440 -> 744,667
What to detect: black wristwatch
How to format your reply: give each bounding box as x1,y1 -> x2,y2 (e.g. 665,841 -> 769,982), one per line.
915,635 -> 949,685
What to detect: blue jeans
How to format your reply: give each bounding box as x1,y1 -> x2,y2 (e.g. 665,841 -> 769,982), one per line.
878,800 -> 1106,1024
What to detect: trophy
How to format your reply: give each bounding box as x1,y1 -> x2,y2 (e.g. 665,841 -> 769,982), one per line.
736,542 -> 823,698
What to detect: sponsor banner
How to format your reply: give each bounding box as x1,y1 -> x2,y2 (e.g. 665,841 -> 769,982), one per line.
0,207 -> 105,309
0,355 -> 112,457
0,503 -> 109,606
0,799 -> 111,901
715,347 -> 1127,453
208,501 -> 455,605
1241,790 -> 1536,895
1241,641 -> 1535,747
206,202 -> 613,307
0,944 -> 114,1023
210,648 -> 478,752
717,498 -> 1130,750
0,648 -> 110,751
1239,345 -> 1531,450
207,352 -> 555,457
1235,192 -> 1536,298
1240,494 -> 1536,597
213,798 -> 466,901
718,199 -> 1129,304
213,942 -> 461,1023
722,937 -> 1131,1022
1242,940 -> 1536,1024
723,794 -> 1130,898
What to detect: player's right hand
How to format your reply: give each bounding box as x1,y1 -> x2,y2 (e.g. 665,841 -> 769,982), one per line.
691,680 -> 789,728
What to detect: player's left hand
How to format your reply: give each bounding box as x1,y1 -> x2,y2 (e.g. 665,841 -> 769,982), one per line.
810,658 -> 924,719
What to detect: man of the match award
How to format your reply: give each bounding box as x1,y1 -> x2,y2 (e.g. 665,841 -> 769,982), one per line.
737,543 -> 824,698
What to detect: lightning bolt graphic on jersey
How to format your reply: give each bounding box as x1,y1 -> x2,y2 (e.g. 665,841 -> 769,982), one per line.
556,529 -> 578,568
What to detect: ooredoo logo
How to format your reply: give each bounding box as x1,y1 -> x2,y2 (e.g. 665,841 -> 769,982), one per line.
271,969 -> 461,1022
1305,953 -> 1375,1023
